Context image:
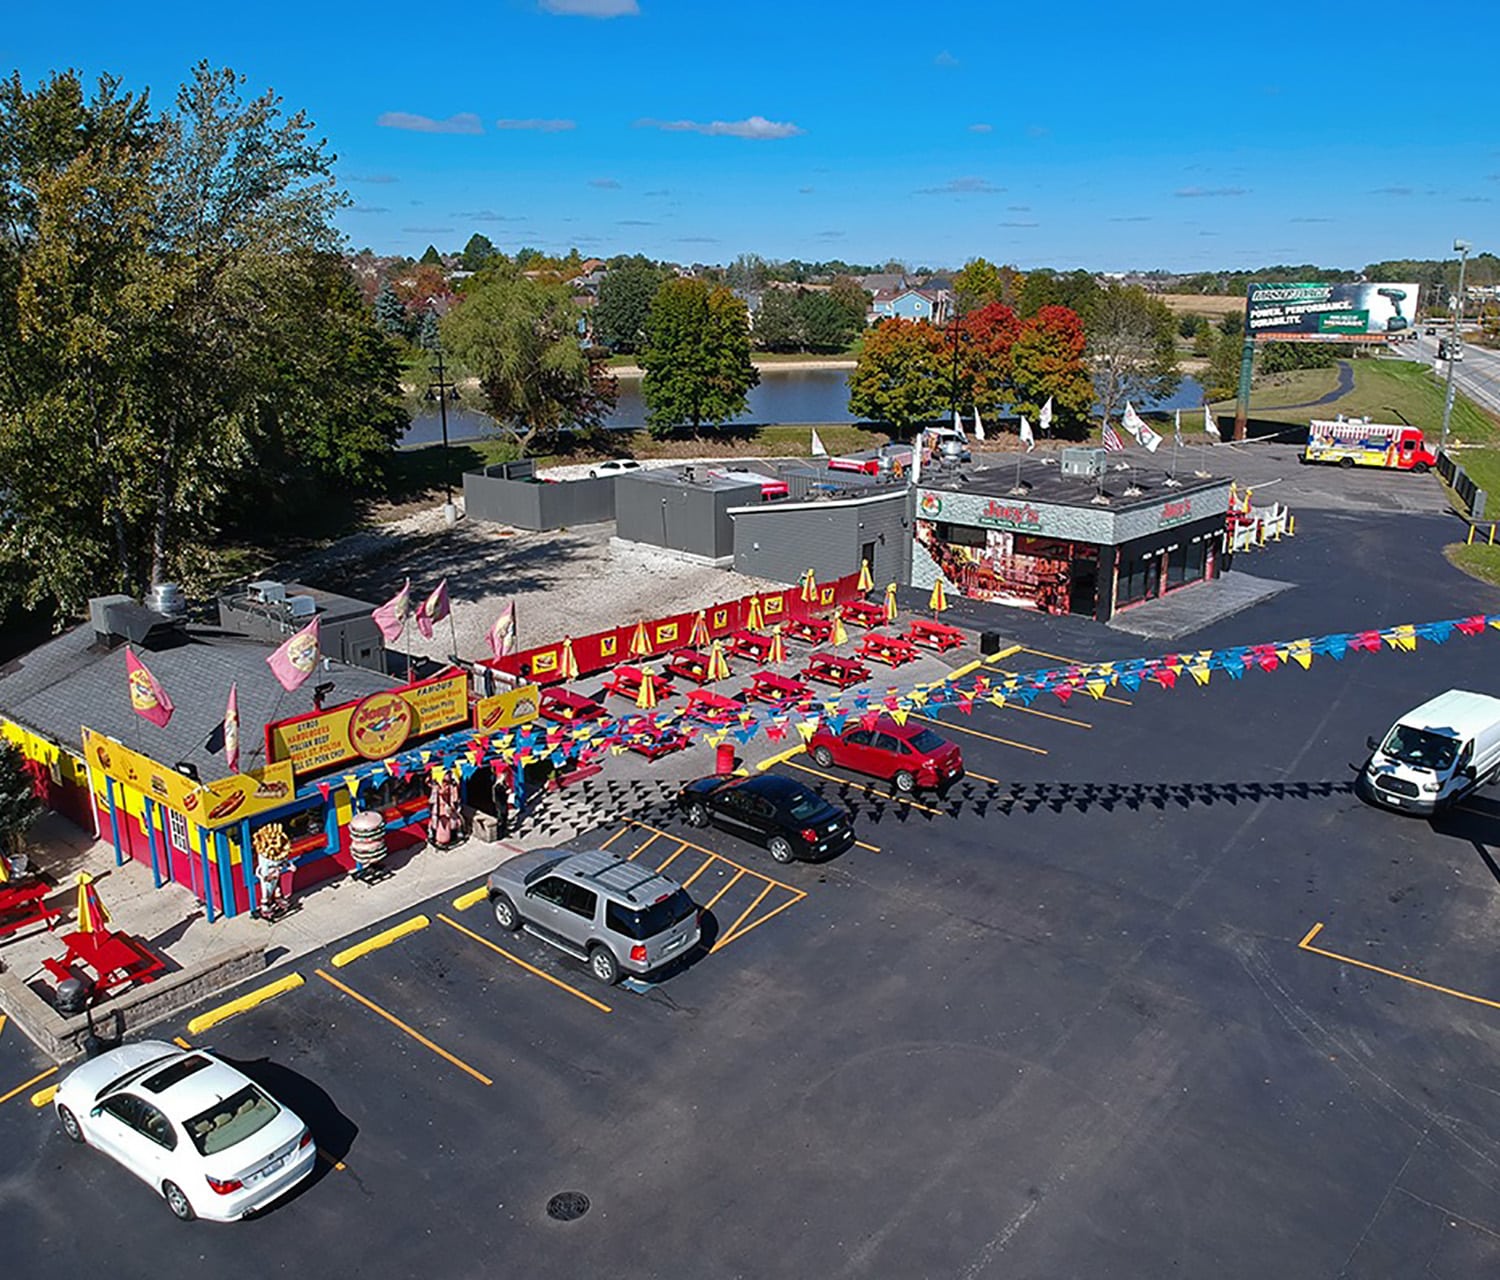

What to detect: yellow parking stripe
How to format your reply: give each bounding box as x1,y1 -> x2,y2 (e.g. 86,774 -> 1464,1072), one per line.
907,712 -> 1047,756
654,842 -> 690,874
1298,922 -> 1500,1014
187,974 -> 304,1035
1,1067 -> 57,1108
626,830 -> 663,861
624,820 -> 801,895
681,855 -> 716,888
785,759 -> 950,815
712,883 -> 775,952
704,869 -> 747,911
712,891 -> 807,951
315,968 -> 494,1083
599,824 -> 631,850
1017,648 -> 1133,706
437,914 -> 612,1014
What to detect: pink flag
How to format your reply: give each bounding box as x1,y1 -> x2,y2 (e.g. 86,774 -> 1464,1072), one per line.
267,618 -> 321,691
224,683 -> 240,773
415,579 -> 451,640
371,579 -> 411,643
125,647 -> 174,728
487,600 -> 515,660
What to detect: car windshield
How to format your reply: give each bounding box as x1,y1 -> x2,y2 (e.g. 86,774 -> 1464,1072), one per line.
906,728 -> 946,754
1381,725 -> 1459,772
606,889 -> 697,940
186,1085 -> 281,1156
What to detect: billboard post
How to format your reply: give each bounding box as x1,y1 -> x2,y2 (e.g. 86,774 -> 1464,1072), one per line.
1233,331 -> 1255,442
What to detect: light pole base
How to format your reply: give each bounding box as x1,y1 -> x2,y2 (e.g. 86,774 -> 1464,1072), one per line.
443,501 -> 459,527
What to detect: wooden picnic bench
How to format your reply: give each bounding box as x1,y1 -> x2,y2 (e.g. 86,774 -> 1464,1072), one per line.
601,664 -> 675,701
784,616 -> 833,645
858,632 -> 921,668
738,670 -> 812,709
539,686 -> 608,724
684,689 -> 746,726
666,647 -> 716,685
43,930 -> 166,996
800,652 -> 872,689
906,619 -> 967,652
840,600 -> 887,629
0,882 -> 61,939
727,629 -> 775,663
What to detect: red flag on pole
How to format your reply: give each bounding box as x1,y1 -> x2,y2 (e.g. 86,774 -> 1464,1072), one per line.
371,579 -> 411,642
125,646 -> 174,727
224,683 -> 240,773
267,618 -> 321,691
415,579 -> 451,640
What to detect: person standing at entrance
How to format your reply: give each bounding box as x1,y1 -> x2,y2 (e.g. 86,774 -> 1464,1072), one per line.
491,771 -> 510,838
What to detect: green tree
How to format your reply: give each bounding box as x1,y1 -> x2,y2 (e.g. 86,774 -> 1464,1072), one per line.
846,318 -> 948,431
754,287 -> 804,351
1177,312 -> 1204,339
593,254 -> 669,354
442,264 -> 616,455
420,243 -> 443,265
800,288 -> 863,353
1019,269 -> 1100,318
1009,306 -> 1093,439
640,278 -> 759,437
417,308 -> 440,350
1202,330 -> 1244,402
374,279 -> 408,336
1260,341 -> 1337,374
461,233 -> 496,272
1192,324 -> 1216,358
1085,285 -> 1180,429
0,740 -> 43,863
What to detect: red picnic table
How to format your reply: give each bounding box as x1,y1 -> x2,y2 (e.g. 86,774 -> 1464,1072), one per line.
727,629 -> 775,663
906,619 -> 967,652
784,617 -> 833,646
840,600 -> 888,629
539,686 -> 608,725
858,631 -> 922,668
684,689 -> 746,726
800,652 -> 872,689
43,930 -> 166,997
601,664 -> 676,702
666,647 -> 718,685
739,670 -> 812,709
0,882 -> 61,938
626,727 -> 692,760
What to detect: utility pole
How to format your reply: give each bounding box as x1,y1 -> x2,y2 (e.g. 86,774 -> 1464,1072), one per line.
426,329 -> 461,526
1439,238 -> 1471,454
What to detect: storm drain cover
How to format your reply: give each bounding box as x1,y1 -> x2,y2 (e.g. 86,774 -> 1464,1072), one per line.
547,1191 -> 591,1222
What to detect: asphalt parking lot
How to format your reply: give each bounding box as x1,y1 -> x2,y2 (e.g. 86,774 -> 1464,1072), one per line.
7,475 -> 1500,1277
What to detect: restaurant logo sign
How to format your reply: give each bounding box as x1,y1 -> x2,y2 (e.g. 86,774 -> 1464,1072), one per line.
1159,498 -> 1193,527
919,493 -> 943,516
978,499 -> 1043,530
349,691 -> 415,760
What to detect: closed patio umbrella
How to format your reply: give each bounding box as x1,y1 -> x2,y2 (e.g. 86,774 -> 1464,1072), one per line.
75,872 -> 111,935
689,610 -> 711,649
635,667 -> 659,710
560,636 -> 579,682
767,625 -> 786,666
706,639 -> 730,682
857,559 -> 874,593
799,568 -> 818,603
929,578 -> 949,616
745,594 -> 764,631
884,582 -> 899,623
629,620 -> 651,658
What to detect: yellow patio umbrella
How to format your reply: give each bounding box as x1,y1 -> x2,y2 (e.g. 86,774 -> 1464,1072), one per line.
706,639 -> 730,682
745,594 -> 764,631
884,582 -> 899,623
75,871 -> 111,935
857,559 -> 874,593
767,624 -> 786,666
929,577 -> 949,616
0,849 -> 9,884
629,619 -> 651,658
635,666 -> 659,710
831,614 -> 849,647
799,568 -> 818,603
689,609 -> 711,649
559,636 -> 579,682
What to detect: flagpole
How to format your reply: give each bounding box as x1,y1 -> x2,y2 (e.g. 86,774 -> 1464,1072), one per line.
447,608 -> 459,664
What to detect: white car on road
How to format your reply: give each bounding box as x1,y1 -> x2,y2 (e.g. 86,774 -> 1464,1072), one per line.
588,458 -> 642,478
54,1040 -> 317,1222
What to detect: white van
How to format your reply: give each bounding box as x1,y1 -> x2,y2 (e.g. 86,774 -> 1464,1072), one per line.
1362,689 -> 1500,814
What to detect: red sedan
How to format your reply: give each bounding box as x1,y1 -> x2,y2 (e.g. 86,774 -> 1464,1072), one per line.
807,716 -> 964,794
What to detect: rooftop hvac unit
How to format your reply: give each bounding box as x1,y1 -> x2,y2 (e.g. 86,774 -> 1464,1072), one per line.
287,594 -> 318,618
247,580 -> 287,604
1060,447 -> 1106,479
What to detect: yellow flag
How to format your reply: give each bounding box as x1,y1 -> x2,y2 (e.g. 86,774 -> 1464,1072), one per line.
890,708 -> 908,726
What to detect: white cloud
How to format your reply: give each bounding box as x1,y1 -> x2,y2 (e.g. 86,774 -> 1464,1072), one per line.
968,123 -> 993,133
589,177 -> 621,189
377,112 -> 483,135
635,115 -> 804,140
934,51 -> 959,67
495,118 -> 576,132
540,0 -> 638,15
1174,186 -> 1248,198
915,176 -> 1004,196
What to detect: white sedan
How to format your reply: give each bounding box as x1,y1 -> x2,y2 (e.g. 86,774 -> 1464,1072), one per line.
54,1040 -> 317,1222
588,458 -> 642,478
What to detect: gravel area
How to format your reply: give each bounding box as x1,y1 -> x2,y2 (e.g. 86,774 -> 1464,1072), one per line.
283,498 -> 789,665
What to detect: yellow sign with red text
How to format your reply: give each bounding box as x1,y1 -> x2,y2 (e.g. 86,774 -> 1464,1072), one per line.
473,683 -> 541,732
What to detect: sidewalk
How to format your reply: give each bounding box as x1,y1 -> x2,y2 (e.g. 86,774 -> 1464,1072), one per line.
1107,571 -> 1294,641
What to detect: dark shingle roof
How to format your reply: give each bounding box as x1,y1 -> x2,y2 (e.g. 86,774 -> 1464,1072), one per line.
0,625 -> 402,783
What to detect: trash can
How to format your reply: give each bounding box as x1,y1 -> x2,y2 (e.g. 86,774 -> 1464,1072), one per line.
979,630 -> 1003,656
716,742 -> 736,775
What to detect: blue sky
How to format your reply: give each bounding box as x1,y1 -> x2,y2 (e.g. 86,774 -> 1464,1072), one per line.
5,0 -> 1494,272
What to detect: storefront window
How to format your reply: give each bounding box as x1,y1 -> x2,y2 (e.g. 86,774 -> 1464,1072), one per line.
1166,541 -> 1208,589
283,805 -> 326,844
1117,553 -> 1162,606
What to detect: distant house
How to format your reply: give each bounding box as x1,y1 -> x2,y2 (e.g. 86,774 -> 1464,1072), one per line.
869,287 -> 953,326
859,272 -> 907,296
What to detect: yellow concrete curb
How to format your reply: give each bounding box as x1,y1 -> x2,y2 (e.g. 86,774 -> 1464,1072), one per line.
946,659 -> 983,681
186,973 -> 306,1035
30,1085 -> 57,1109
983,644 -> 1023,664
755,745 -> 807,772
331,915 -> 430,968
452,887 -> 488,912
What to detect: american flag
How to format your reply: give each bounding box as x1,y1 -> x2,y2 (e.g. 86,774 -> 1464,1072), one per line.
1102,421 -> 1126,453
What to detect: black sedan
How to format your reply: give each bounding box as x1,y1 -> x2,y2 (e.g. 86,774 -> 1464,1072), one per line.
676,773 -> 855,863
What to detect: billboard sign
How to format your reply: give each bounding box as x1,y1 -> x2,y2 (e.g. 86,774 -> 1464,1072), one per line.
1246,282 -> 1421,341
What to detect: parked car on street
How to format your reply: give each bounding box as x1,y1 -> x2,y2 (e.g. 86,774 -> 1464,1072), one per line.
487,848 -> 701,984
53,1042 -> 317,1222
589,458 -> 642,479
807,716 -> 964,793
676,773 -> 855,862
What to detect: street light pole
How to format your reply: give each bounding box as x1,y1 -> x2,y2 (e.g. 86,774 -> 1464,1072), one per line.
427,336 -> 460,525
1439,237 -> 1471,454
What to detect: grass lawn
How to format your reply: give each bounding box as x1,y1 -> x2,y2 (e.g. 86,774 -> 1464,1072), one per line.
1445,541 -> 1500,588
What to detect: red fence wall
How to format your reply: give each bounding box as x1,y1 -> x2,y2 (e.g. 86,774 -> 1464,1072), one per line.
484,572 -> 865,685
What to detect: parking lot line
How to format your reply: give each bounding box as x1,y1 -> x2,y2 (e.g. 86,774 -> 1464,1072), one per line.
712,883 -> 775,952
0,1066 -> 57,1108
712,890 -> 807,952
784,759 -> 951,815
906,712 -> 1048,756
680,854 -> 716,888
703,869 -> 747,911
314,968 -> 496,1084
436,914 -> 612,1014
1017,648 -> 1133,706
654,842 -> 690,874
599,824 -> 632,850
1298,922 -> 1500,1015
626,830 -> 664,861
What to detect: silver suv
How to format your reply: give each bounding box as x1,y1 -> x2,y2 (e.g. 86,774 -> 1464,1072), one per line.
486,848 -> 701,985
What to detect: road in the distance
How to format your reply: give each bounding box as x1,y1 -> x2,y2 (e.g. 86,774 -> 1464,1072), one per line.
1406,330 -> 1500,420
